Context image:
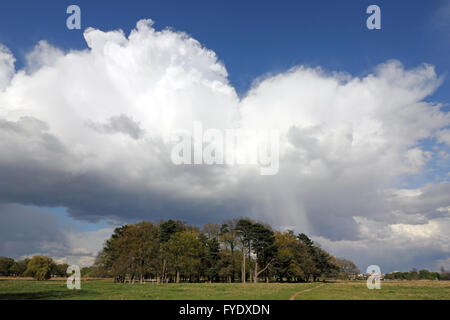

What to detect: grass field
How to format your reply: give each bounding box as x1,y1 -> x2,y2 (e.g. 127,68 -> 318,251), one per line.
0,280 -> 448,300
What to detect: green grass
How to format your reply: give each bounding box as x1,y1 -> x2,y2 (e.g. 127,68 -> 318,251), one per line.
0,280 -> 448,300
294,280 -> 450,300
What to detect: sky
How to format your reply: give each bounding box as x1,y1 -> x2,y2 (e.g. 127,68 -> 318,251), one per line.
0,0 -> 449,273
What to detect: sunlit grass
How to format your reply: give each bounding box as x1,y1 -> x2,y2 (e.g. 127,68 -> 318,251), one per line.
0,280 -> 448,300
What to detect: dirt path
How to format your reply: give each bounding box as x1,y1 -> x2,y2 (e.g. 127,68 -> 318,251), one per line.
289,283 -> 325,300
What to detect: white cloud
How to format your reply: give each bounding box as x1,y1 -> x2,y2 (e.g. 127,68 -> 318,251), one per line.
436,129 -> 450,146
0,19 -> 449,271
433,1 -> 450,32
315,215 -> 450,272
52,227 -> 115,267
0,45 -> 15,91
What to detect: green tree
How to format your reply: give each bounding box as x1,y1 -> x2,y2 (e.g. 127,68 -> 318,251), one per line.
250,223 -> 276,283
204,237 -> 220,282
297,233 -> 339,281
165,231 -> 203,283
273,231 -> 303,282
24,256 -> 54,280
11,258 -> 30,277
100,222 -> 160,283
159,219 -> 181,283
52,263 -> 69,277
219,221 -> 238,282
298,233 -> 314,248
217,249 -> 240,283
0,257 -> 15,276
311,247 -> 339,280
235,219 -> 254,283
409,268 -> 419,280
336,258 -> 360,280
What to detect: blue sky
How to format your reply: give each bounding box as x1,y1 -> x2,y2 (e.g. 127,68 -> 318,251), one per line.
0,1 -> 449,272
1,0 -> 449,99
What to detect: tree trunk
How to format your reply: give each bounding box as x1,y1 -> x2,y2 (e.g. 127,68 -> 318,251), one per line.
248,246 -> 252,283
254,260 -> 273,283
242,245 -> 246,283
231,245 -> 235,282
176,270 -> 180,283
161,258 -> 167,283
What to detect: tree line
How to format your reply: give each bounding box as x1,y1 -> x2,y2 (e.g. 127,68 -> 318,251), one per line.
0,256 -> 72,280
2,218 -> 448,283
384,268 -> 445,281
89,218 -> 344,283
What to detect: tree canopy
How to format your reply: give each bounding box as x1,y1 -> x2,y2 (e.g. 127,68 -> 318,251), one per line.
1,219 -> 446,284
23,256 -> 54,280
93,218 -> 343,283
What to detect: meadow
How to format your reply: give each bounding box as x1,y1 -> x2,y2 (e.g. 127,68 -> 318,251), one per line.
0,280 -> 448,300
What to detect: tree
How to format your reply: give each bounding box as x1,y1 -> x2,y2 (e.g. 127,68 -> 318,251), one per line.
235,219 -> 254,283
250,223 -> 276,283
219,221 -> 238,282
217,249 -> 240,283
418,269 -> 439,280
127,222 -> 160,283
439,267 -> 450,280
159,220 -> 180,243
11,258 -> 30,277
165,231 -> 203,283
409,268 -> 419,280
273,231 -> 303,282
200,223 -> 221,282
100,222 -> 160,283
81,267 -> 92,277
159,220 -> 181,283
202,236 -> 220,282
311,247 -> 339,280
298,233 -> 314,248
24,256 -> 54,280
297,233 -> 339,281
52,263 -> 69,277
273,231 -> 321,282
202,222 -> 220,240
0,257 -> 15,276
336,258 -> 360,280
296,255 -> 317,282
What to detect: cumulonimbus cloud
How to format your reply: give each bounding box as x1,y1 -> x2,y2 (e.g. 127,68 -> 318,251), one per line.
0,19 -> 449,270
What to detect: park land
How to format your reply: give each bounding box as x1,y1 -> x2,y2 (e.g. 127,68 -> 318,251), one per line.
0,279 -> 448,300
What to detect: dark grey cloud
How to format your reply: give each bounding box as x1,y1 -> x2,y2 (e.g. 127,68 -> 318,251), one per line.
0,203 -> 115,266
0,204 -> 69,259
